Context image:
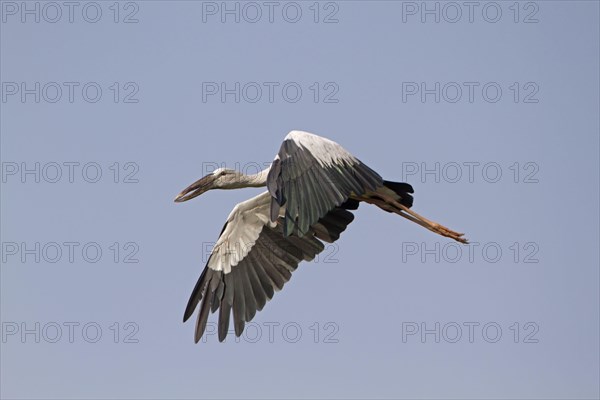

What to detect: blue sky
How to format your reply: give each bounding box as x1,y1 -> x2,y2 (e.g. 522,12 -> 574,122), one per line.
1,1 -> 599,399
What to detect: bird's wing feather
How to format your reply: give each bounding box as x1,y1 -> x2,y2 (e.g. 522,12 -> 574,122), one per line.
183,190 -> 357,343
267,130 -> 382,236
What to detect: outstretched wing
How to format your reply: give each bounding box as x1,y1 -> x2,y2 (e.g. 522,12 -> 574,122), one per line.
183,191 -> 358,343
267,130 -> 382,236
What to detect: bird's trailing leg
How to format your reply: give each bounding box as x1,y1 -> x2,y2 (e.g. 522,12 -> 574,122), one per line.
360,194 -> 468,244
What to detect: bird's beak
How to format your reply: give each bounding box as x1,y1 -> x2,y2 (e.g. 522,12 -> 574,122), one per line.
174,174 -> 216,203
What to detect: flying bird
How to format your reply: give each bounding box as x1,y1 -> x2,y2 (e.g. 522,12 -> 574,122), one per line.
175,130 -> 467,342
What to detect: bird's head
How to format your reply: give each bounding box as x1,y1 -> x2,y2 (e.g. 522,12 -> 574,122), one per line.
174,168 -> 244,202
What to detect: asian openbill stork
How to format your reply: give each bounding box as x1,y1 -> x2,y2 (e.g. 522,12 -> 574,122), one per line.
175,131 -> 467,342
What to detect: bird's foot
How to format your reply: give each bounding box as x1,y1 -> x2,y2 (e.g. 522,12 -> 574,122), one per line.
428,222 -> 468,244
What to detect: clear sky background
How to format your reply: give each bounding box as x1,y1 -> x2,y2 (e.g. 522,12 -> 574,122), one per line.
1,1 -> 599,399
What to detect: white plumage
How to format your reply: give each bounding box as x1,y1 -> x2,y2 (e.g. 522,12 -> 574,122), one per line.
208,191 -> 276,273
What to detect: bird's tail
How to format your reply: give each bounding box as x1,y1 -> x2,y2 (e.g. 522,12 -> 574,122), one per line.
383,180 -> 414,208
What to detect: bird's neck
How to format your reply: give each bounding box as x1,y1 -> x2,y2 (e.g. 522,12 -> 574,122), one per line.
240,167 -> 269,188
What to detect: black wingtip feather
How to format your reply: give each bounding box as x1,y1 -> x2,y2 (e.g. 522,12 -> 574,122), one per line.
183,266 -> 210,323
218,274 -> 235,342
194,270 -> 220,342
232,271 -> 246,337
